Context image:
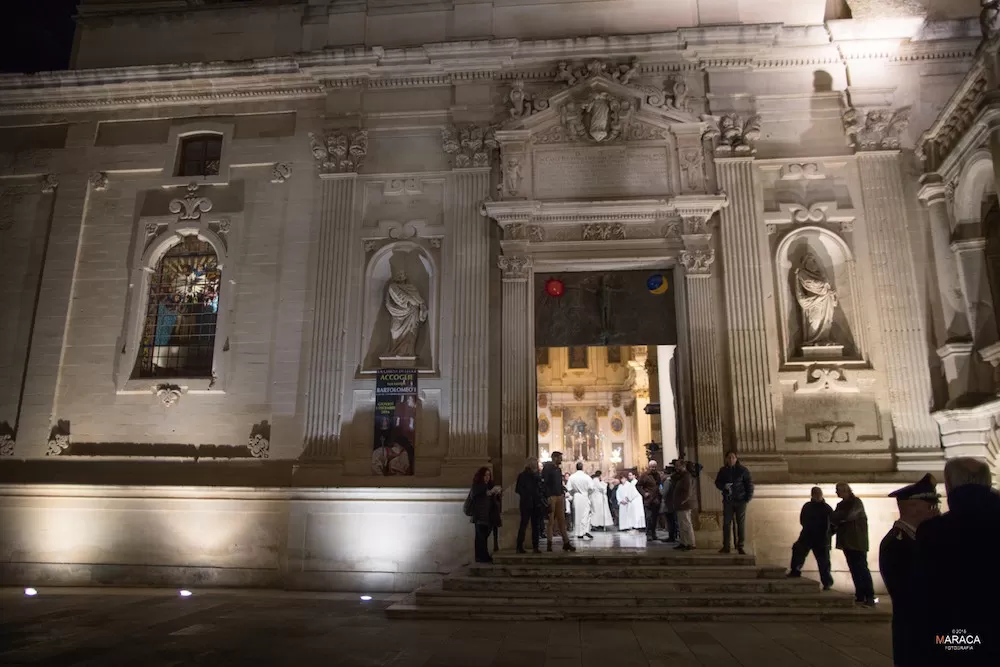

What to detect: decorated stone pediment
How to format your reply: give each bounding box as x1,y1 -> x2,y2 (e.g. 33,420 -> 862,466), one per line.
495,64 -> 709,203
503,72 -> 700,144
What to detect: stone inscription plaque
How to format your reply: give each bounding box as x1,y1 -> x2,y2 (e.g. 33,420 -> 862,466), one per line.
533,146 -> 670,199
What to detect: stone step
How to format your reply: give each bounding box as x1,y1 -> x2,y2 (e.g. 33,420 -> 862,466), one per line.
443,575 -> 820,594
491,551 -> 756,567
386,600 -> 891,623
467,563 -> 786,579
416,584 -> 856,609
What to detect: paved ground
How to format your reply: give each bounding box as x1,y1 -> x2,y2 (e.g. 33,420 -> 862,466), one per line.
0,588 -> 894,667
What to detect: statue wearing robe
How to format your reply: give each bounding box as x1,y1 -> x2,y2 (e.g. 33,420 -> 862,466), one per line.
794,252 -> 838,346
384,269 -> 428,357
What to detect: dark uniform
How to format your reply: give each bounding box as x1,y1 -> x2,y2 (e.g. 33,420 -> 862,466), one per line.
878,474 -> 939,667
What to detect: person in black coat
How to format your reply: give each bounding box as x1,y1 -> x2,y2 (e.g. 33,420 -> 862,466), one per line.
515,457 -> 545,553
467,467 -> 501,563
831,482 -> 875,606
878,474 -> 940,667
715,451 -> 754,554
787,486 -> 834,589
910,459 -> 1000,667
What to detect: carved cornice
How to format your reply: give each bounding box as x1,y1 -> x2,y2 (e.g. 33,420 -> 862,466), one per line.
0,30 -> 979,115
309,130 -> 368,174
917,63 -> 989,172
843,106 -> 910,152
442,125 -> 497,168
482,195 -> 728,228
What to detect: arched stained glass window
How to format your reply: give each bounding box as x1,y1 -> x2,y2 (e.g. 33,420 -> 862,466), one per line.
134,236 -> 221,379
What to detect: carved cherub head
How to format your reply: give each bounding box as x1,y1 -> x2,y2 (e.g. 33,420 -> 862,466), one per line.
392,266 -> 408,282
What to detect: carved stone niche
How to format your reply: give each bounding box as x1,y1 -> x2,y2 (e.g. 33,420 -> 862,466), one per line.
496,70 -> 706,202
359,241 -> 437,374
775,227 -> 864,367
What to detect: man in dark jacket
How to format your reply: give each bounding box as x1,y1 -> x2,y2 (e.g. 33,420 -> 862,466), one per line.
671,458 -> 698,551
787,486 -> 834,589
541,451 -> 575,552
831,482 -> 875,606
715,451 -> 753,554
515,457 -> 545,554
911,458 -> 999,667
637,459 -> 663,541
878,474 -> 940,667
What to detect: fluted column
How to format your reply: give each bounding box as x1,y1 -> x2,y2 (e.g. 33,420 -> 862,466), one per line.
447,168 -> 492,461
918,174 -> 969,342
499,254 -> 533,495
303,173 -> 358,460
857,151 -> 940,464
716,158 -> 776,454
680,220 -> 725,515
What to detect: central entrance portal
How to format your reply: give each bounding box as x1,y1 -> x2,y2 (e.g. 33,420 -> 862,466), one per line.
533,269 -> 683,546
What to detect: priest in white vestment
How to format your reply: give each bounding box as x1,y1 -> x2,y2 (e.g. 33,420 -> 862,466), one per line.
617,475 -> 646,531
589,471 -> 614,529
566,462 -> 594,539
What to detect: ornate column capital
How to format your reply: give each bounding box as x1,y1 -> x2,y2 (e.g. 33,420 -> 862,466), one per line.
703,113 -> 761,157
308,129 -> 368,175
843,106 -> 910,152
498,254 -> 532,281
680,248 -> 716,277
442,124 -> 497,169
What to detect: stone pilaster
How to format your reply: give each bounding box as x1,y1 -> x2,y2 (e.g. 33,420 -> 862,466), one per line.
17,174 -> 83,456
856,150 -> 941,465
303,173 -> 359,460
498,254 -> 533,495
446,168 -> 492,461
715,158 -> 777,455
680,218 -> 724,515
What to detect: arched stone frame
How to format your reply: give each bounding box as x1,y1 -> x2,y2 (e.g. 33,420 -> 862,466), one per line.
115,224 -> 234,393
953,149 -> 995,226
775,225 -> 866,366
160,121 -> 234,188
359,240 -> 439,373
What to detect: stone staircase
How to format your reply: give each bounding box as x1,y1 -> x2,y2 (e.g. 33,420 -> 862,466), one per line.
387,549 -> 892,622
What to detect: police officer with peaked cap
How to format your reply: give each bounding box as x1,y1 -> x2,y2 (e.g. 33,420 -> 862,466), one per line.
879,474 -> 941,667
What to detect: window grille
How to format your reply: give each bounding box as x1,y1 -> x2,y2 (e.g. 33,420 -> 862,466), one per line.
536,347 -> 549,366
568,346 -> 589,369
606,346 -> 622,364
135,236 -> 221,379
177,134 -> 222,177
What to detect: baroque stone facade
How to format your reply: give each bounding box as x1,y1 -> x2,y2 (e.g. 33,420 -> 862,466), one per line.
0,0 -> 995,593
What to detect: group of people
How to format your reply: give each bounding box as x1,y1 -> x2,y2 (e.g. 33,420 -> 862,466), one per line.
786,457 -> 999,666
503,450 -> 712,553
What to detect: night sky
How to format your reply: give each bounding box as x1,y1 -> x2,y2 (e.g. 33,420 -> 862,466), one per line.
2,1 -> 81,73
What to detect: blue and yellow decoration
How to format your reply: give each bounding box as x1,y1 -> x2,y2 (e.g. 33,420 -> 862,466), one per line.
646,273 -> 668,295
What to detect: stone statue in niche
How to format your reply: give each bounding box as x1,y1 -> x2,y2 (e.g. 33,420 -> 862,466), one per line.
384,268 -> 428,358
795,251 -> 839,348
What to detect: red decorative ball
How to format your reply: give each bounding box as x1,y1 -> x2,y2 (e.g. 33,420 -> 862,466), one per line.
545,278 -> 565,297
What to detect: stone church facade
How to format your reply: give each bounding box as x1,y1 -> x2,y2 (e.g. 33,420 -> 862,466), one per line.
0,0 -> 997,591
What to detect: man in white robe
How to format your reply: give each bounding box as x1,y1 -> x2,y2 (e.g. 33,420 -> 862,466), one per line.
617,474 -> 646,531
589,471 -> 614,530
567,462 -> 594,539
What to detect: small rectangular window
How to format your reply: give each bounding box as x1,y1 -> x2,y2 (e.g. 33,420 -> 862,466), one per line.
606,346 -> 622,364
177,134 -> 223,178
536,347 -> 549,366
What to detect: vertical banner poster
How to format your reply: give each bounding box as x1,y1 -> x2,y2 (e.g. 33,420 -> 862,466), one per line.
372,369 -> 418,476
